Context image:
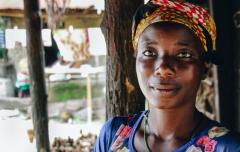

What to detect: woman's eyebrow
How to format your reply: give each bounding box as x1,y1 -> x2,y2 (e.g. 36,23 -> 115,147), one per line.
139,39 -> 158,46
175,41 -> 193,47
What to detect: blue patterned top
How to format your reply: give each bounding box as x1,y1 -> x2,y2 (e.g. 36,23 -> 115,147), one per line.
94,111 -> 240,152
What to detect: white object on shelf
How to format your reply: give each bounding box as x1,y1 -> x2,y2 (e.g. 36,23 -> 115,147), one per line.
0,78 -> 14,97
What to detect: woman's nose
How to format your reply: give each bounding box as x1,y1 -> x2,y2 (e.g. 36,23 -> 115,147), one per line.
154,56 -> 176,78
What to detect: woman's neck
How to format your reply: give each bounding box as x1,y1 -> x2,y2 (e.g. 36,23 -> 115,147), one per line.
147,104 -> 201,140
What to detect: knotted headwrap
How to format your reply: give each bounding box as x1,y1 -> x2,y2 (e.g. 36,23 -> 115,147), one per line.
132,0 -> 216,53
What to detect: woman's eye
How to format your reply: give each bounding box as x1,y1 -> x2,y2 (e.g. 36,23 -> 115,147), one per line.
177,51 -> 192,58
142,50 -> 157,57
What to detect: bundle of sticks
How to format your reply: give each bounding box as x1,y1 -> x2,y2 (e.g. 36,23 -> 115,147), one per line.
51,130 -> 97,152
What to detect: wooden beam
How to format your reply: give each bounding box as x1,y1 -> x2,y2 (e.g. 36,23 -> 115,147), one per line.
0,9 -> 103,28
0,8 -> 101,18
0,9 -> 24,17
23,0 -> 50,151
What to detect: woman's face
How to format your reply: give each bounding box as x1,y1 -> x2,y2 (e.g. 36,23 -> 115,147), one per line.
136,22 -> 205,109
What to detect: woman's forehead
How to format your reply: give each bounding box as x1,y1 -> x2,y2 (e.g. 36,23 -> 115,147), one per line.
138,22 -> 202,48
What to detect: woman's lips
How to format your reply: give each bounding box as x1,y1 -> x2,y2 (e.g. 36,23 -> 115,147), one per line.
149,84 -> 180,97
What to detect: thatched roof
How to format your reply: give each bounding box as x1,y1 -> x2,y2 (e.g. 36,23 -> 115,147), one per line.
0,0 -> 104,28
0,0 -> 104,10
0,0 -> 103,17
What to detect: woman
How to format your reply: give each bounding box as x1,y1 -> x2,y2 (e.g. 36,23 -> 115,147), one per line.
94,0 -> 240,151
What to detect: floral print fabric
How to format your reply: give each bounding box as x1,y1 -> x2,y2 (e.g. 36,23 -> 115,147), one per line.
132,0 -> 216,52
94,111 -> 240,152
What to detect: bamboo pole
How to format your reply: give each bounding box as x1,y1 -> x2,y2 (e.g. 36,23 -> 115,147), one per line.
24,0 -> 50,151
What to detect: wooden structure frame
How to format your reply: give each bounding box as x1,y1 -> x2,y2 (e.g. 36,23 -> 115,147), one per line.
0,4 -> 103,28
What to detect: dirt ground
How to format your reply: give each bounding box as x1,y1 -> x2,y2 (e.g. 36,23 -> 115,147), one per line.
0,109 -> 103,152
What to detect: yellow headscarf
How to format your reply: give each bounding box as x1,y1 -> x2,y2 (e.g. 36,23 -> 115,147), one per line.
132,0 -> 216,52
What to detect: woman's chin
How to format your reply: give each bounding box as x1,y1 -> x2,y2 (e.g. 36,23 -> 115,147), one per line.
149,100 -> 177,109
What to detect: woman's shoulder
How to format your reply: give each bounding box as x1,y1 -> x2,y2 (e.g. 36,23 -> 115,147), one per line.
197,121 -> 240,151
103,111 -> 145,131
213,126 -> 240,150
94,111 -> 146,152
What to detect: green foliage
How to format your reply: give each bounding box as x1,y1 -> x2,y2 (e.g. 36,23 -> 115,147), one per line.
0,17 -> 8,30
0,48 -> 8,59
50,81 -> 104,102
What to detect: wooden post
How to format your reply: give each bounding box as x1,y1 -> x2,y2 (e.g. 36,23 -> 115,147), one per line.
230,0 -> 240,131
101,0 -> 145,119
24,0 -> 50,151
207,0 -> 220,122
213,0 -> 236,130
86,74 -> 92,123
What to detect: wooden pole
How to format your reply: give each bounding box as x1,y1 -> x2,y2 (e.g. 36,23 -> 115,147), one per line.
213,0 -> 236,130
207,0 -> 221,122
86,74 -> 92,123
24,0 -> 50,151
230,0 -> 240,131
101,0 -> 145,119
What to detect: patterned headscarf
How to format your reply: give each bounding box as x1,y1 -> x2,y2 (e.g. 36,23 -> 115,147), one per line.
132,0 -> 216,53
